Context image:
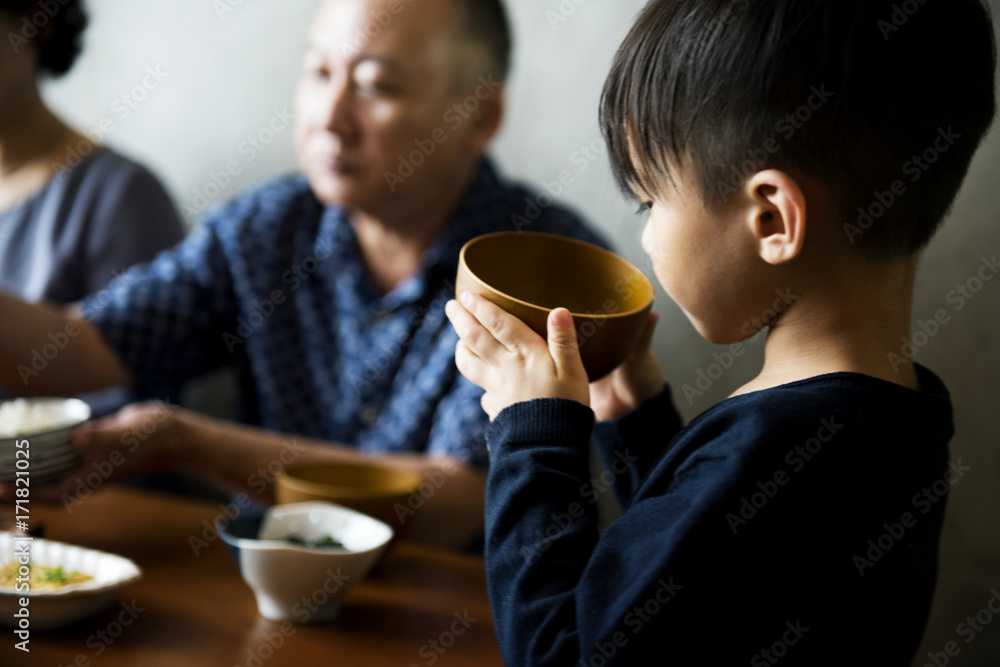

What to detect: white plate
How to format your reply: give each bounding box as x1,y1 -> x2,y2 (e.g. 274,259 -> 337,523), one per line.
0,533 -> 142,630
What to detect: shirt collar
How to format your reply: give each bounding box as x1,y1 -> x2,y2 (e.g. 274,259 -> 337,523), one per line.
419,157 -> 506,276
317,157 -> 507,310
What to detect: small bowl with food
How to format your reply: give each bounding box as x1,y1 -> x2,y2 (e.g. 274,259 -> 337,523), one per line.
0,533 -> 142,630
0,398 -> 91,484
218,501 -> 393,624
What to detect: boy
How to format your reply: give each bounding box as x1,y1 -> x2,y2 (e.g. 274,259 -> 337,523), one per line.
445,0 -> 997,664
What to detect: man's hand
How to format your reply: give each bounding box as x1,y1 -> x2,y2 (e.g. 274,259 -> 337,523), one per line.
445,292 -> 590,420
0,401 -> 182,504
0,400 -> 486,549
588,312 -> 663,422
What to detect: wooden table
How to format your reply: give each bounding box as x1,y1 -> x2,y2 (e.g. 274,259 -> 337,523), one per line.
9,487 -> 504,666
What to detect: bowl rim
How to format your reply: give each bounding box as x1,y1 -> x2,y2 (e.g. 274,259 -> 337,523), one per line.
276,462 -> 422,500
458,231 -> 655,320
0,397 -> 92,440
218,501 -> 394,556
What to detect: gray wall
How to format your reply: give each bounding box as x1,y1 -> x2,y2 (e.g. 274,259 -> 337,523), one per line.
42,1 -> 1000,663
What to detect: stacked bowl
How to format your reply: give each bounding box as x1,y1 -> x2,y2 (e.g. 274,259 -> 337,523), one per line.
0,398 -> 90,485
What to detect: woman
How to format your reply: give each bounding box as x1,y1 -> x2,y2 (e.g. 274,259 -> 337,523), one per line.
0,0 -> 185,413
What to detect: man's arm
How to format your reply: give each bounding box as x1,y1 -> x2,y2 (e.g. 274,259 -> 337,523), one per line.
172,409 -> 486,550
5,402 -> 484,550
0,293 -> 130,395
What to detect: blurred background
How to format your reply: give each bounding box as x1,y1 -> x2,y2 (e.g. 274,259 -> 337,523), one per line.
40,0 -> 999,663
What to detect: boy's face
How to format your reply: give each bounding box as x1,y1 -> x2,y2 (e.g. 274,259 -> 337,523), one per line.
638,171 -> 766,345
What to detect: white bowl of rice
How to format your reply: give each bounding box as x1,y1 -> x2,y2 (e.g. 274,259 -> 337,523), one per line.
0,398 -> 91,484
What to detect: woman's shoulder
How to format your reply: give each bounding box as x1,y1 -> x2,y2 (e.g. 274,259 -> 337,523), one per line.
51,145 -> 169,202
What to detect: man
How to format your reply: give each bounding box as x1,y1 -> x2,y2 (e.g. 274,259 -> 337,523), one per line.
0,0 -> 604,549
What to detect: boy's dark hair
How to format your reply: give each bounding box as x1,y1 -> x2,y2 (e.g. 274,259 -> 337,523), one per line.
1,0 -> 87,76
601,0 -> 997,257
454,0 -> 512,81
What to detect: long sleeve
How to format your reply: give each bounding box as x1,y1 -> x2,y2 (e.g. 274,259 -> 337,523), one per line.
482,368 -> 956,666
484,396 -> 781,665
591,385 -> 684,507
77,209 -> 239,400
484,399 -> 598,664
484,397 -> 718,666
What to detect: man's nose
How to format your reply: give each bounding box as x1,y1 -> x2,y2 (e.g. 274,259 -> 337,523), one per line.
323,75 -> 355,136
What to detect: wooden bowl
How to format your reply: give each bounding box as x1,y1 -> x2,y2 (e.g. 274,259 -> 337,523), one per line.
455,231 -> 655,380
275,463 -> 422,539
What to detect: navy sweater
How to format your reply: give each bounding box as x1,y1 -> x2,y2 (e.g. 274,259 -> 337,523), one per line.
484,365 -> 954,666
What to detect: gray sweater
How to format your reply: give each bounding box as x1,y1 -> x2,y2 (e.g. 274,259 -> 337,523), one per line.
0,146 -> 184,303
0,146 -> 185,415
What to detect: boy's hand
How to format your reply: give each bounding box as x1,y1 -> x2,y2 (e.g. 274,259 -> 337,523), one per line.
589,312 -> 663,422
445,293 -> 590,420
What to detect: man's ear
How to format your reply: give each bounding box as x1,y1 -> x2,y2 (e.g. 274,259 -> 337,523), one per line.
744,170 -> 807,265
461,86 -> 504,156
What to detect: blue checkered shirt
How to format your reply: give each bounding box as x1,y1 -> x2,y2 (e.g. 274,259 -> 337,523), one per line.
79,158 -> 606,470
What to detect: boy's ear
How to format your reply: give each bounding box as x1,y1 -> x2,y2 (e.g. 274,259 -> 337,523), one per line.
744,170 -> 807,265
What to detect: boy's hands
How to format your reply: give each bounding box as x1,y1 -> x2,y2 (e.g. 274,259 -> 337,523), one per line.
588,312 -> 663,422
446,293 -> 590,420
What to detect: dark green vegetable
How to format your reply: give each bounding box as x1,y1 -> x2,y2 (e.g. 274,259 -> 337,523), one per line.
286,534 -> 346,549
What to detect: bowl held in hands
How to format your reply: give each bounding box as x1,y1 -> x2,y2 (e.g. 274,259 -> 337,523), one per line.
455,231 -> 655,381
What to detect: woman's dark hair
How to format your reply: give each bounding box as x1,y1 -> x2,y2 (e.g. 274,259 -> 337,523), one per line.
1,0 -> 87,76
600,0 -> 997,257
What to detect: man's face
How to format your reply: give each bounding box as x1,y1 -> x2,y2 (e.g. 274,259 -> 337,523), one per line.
294,0 -> 498,214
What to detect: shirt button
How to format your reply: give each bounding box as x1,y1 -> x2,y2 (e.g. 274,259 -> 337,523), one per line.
359,404 -> 380,426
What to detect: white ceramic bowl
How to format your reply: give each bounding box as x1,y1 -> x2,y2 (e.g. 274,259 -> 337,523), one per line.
0,398 -> 90,483
0,533 -> 142,630
219,501 -> 394,624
